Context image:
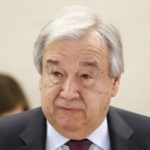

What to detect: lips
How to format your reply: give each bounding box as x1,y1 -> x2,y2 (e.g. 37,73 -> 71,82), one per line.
57,106 -> 83,112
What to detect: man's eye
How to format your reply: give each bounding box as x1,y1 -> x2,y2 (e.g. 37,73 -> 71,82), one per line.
51,71 -> 63,77
81,74 -> 91,79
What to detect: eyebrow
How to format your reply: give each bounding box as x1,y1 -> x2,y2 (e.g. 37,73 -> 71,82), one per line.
79,61 -> 100,68
47,59 -> 59,65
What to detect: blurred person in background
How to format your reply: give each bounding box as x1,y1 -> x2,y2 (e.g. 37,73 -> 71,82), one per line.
0,73 -> 29,116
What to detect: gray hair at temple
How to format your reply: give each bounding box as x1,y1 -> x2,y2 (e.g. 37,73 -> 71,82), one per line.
33,5 -> 124,78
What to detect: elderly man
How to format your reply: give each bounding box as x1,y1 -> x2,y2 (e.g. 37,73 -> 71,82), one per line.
0,5 -> 150,150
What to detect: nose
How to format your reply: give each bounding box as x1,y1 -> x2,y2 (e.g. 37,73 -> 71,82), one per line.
60,77 -> 80,100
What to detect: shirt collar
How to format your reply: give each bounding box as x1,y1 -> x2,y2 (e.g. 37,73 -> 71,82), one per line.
87,118 -> 111,150
46,121 -> 69,150
46,118 -> 110,150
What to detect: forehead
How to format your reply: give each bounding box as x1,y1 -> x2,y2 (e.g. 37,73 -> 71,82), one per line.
43,35 -> 109,66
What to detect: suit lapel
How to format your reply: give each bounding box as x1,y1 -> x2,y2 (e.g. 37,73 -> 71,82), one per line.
13,142 -> 43,150
13,108 -> 46,150
12,107 -> 145,150
108,107 -> 145,150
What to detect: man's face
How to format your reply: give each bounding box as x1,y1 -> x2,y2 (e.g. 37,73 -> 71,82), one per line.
40,35 -> 120,139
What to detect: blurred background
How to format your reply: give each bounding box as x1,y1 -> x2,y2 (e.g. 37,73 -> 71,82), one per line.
0,0 -> 150,116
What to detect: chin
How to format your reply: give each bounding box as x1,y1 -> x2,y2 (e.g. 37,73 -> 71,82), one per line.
57,118 -> 83,132
57,121 -> 90,140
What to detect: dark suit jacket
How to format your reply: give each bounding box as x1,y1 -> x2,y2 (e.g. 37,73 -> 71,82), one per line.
0,107 -> 150,150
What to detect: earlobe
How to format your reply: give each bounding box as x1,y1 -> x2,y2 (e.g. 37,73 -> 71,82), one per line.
39,78 -> 42,91
111,75 -> 121,97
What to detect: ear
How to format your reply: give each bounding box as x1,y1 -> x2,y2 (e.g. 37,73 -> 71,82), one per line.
111,75 -> 121,97
39,77 -> 42,91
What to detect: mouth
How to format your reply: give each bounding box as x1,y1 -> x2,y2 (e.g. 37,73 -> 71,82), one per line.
57,106 -> 83,112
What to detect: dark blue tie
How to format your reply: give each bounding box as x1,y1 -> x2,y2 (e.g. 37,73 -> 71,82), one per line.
66,139 -> 92,150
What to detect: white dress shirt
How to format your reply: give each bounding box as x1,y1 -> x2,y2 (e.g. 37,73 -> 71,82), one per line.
46,118 -> 111,150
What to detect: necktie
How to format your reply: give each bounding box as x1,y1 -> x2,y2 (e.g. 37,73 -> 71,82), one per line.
66,139 -> 92,150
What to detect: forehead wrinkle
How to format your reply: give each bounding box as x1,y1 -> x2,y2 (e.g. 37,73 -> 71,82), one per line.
45,37 -> 107,59
44,39 -> 108,69
85,45 -> 107,59
79,60 -> 100,69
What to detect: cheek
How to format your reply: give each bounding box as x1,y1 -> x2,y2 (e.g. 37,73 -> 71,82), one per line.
94,82 -> 112,115
83,81 -> 112,113
80,87 -> 110,129
41,78 -> 61,110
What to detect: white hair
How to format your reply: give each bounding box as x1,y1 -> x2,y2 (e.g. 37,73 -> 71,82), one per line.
33,5 -> 124,78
